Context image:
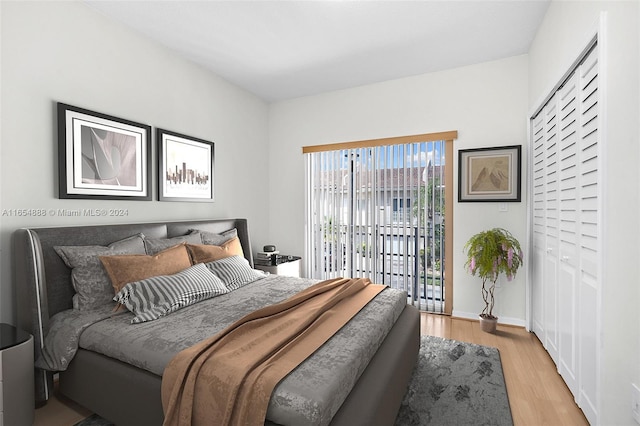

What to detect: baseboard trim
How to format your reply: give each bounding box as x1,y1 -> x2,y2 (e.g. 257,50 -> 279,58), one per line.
451,310 -> 526,328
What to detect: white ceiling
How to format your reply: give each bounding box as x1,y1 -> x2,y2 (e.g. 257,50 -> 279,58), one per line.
85,0 -> 550,102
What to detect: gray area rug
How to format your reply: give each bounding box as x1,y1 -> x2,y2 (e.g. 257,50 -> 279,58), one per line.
75,336 -> 512,426
395,335 -> 513,426
73,414 -> 112,426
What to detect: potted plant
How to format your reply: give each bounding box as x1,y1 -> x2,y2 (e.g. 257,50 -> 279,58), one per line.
463,228 -> 523,333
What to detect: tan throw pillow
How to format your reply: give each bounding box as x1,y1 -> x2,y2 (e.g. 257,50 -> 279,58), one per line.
187,237 -> 244,264
99,243 -> 193,295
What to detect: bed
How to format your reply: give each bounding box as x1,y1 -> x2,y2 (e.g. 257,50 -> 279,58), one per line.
14,218 -> 420,426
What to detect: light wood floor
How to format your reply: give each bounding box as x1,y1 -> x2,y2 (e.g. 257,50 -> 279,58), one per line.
34,314 -> 588,426
420,314 -> 589,426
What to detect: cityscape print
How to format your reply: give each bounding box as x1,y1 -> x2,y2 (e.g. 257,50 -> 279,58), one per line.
162,134 -> 213,200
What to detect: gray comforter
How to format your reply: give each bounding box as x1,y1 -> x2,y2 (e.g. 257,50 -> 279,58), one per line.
37,275 -> 407,426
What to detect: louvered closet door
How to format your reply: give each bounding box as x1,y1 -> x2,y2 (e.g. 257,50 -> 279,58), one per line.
543,96 -> 560,365
557,72 -> 579,397
576,47 -> 599,424
529,43 -> 600,426
531,113 -> 546,337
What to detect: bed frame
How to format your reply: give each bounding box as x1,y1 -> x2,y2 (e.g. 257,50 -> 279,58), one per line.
14,218 -> 419,426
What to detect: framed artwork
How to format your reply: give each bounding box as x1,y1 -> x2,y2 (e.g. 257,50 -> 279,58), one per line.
157,129 -> 214,202
57,103 -> 152,200
458,145 -> 521,202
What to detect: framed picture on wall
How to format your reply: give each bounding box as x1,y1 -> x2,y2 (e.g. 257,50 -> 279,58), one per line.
57,103 -> 152,200
157,128 -> 214,202
458,145 -> 521,202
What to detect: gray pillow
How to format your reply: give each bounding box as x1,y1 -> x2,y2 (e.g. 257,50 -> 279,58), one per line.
54,233 -> 146,310
143,233 -> 203,255
204,255 -> 266,291
190,228 -> 238,246
113,263 -> 229,323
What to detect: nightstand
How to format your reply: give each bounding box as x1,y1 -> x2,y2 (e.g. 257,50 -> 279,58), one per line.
0,324 -> 34,426
254,256 -> 301,278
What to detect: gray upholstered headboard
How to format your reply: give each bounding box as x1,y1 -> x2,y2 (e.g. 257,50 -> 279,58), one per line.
13,218 -> 252,404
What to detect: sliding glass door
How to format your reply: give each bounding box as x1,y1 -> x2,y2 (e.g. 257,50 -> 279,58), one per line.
304,132 -> 455,313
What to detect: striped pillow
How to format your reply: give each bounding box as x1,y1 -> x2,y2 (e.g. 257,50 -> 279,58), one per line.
204,255 -> 266,291
114,263 -> 229,323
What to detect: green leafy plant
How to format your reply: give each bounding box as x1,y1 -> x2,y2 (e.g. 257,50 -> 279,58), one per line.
463,228 -> 523,319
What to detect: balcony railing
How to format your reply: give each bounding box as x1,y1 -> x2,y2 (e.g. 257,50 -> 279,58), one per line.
314,224 -> 444,312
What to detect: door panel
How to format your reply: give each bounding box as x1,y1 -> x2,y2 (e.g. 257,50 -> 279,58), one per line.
558,261 -> 578,395
531,245 -> 545,336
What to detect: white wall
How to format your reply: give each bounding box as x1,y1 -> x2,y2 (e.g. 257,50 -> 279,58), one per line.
528,1 -> 640,424
269,55 -> 529,325
0,1 -> 270,323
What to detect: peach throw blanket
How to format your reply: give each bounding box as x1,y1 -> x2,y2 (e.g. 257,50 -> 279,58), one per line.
161,277 -> 385,426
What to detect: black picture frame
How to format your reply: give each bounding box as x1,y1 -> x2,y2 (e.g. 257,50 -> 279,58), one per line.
458,145 -> 521,202
57,103 -> 152,200
157,128 -> 214,202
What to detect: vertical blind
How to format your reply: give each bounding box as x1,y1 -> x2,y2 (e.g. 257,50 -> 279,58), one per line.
304,133 -> 455,313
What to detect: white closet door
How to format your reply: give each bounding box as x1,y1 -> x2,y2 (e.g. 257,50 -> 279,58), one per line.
558,72 -> 579,396
577,47 -> 600,425
531,113 -> 546,337
543,96 -> 560,364
529,43 -> 601,426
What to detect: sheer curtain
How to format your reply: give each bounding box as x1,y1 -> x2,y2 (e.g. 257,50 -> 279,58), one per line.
304,132 -> 456,313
